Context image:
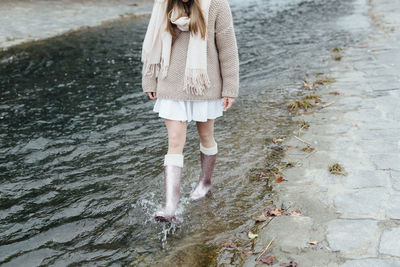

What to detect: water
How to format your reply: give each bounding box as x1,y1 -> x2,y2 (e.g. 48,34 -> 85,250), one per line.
0,0 -> 369,265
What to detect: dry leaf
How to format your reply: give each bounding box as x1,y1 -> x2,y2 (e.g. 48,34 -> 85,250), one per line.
302,146 -> 315,153
248,231 -> 258,239
259,172 -> 267,178
265,208 -> 283,216
359,45 -> 369,48
308,241 -> 324,250
274,176 -> 286,183
285,146 -> 295,150
303,80 -> 314,90
256,213 -> 269,222
288,209 -> 302,216
285,162 -> 295,168
280,261 -> 298,267
273,137 -> 285,144
329,91 -> 340,95
261,255 -> 276,265
221,243 -> 237,249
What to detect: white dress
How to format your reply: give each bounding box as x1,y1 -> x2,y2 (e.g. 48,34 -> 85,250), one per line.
153,98 -> 225,122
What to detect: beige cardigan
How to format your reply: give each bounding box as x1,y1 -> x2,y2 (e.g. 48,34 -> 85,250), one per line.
142,0 -> 239,100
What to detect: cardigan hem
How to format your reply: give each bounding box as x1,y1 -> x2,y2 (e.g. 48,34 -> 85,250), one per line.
155,94 -> 224,101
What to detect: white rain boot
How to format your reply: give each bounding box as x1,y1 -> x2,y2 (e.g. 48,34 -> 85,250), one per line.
154,154 -> 183,223
190,142 -> 217,201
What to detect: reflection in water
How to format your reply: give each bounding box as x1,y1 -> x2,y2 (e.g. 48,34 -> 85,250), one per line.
0,0 -> 365,265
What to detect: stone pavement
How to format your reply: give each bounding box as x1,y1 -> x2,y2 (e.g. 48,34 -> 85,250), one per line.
1,0 -> 152,50
243,0 -> 400,266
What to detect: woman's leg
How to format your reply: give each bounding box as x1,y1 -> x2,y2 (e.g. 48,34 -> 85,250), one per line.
190,119 -> 218,200
155,119 -> 187,222
165,119 -> 187,154
196,119 -> 216,148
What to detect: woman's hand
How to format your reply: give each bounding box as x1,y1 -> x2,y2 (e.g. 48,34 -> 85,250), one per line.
222,97 -> 235,111
146,92 -> 157,100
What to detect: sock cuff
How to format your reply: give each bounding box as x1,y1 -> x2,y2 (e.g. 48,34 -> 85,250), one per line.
164,154 -> 184,167
200,142 -> 218,155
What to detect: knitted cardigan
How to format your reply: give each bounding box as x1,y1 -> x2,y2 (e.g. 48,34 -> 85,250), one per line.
142,0 -> 239,101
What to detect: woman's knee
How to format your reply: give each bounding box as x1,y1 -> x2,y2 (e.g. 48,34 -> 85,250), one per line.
168,131 -> 186,148
198,130 -> 213,142
166,120 -> 186,146
198,130 -> 215,147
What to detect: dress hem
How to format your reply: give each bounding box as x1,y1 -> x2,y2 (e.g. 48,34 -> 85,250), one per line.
153,97 -> 225,122
154,112 -> 224,122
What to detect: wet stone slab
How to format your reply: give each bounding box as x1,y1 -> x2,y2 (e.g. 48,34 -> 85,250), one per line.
326,219 -> 379,258
370,154 -> 400,171
379,227 -> 400,257
254,216 -> 314,253
334,188 -> 388,219
342,169 -> 390,189
341,258 -> 400,267
387,193 -> 400,219
391,170 -> 400,191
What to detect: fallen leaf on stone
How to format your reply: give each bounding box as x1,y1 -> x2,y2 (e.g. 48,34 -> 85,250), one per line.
271,146 -> 284,152
256,213 -> 269,222
274,176 -> 286,183
287,209 -> 302,216
285,146 -> 295,150
280,161 -> 296,168
260,172 -> 267,178
272,137 -> 285,143
301,146 -> 315,153
370,48 -> 376,52
248,231 -> 258,239
265,208 -> 283,216
308,240 -> 323,250
239,250 -> 253,260
329,91 -> 340,95
302,80 -> 315,90
261,255 -> 276,265
359,45 -> 369,48
280,261 -> 298,267
221,243 -> 237,249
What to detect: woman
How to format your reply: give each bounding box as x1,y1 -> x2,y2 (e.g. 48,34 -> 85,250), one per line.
141,0 -> 239,222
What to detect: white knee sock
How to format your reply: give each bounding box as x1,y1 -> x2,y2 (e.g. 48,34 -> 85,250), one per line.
164,154 -> 184,168
200,142 -> 218,155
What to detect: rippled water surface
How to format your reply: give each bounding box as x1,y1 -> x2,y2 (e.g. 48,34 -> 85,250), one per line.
0,0 -> 368,265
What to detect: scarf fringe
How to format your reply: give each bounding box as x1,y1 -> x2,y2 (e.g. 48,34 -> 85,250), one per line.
160,58 -> 169,78
183,69 -> 211,96
142,62 -> 161,77
142,56 -> 170,78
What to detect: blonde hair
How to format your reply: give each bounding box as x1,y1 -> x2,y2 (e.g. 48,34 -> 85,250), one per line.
166,0 -> 207,39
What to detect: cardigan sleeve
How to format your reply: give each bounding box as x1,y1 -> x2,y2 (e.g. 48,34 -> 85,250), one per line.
142,64 -> 157,93
215,0 -> 239,98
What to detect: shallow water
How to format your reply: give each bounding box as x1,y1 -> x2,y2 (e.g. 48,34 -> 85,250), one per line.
0,0 -> 369,265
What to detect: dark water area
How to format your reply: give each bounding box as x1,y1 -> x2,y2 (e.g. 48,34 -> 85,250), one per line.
0,0 -> 369,265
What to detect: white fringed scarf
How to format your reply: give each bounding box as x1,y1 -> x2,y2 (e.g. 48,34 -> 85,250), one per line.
141,0 -> 211,95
